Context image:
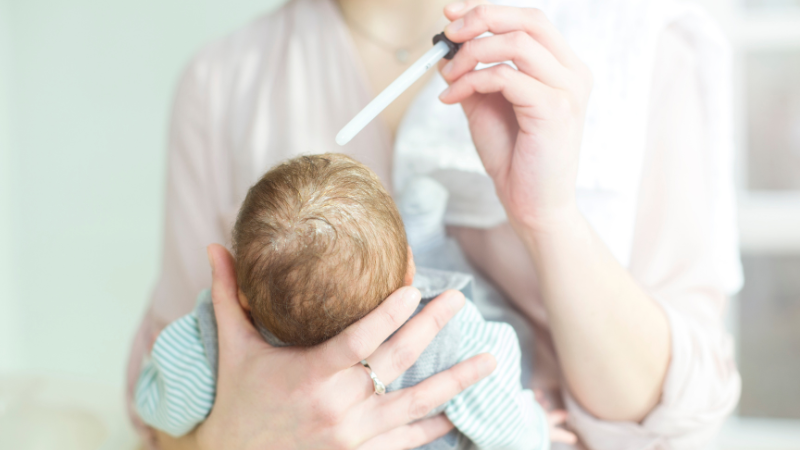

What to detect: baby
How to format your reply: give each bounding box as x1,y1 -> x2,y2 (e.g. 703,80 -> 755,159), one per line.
135,154 -> 549,450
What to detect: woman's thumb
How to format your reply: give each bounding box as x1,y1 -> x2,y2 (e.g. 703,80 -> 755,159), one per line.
207,244 -> 260,346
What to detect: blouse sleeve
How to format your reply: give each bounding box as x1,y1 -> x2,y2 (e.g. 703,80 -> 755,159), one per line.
564,25 -> 743,449
149,53 -> 228,323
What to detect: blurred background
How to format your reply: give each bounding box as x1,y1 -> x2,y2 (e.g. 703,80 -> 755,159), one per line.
0,0 -> 799,448
0,0 -> 287,447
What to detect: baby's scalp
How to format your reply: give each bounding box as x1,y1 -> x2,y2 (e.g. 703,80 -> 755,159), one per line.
232,154 -> 408,346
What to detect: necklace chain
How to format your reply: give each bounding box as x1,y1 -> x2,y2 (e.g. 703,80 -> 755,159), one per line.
342,12 -> 442,63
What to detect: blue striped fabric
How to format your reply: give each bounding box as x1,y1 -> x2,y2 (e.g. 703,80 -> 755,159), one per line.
135,301 -> 549,449
446,302 -> 549,450
135,314 -> 216,437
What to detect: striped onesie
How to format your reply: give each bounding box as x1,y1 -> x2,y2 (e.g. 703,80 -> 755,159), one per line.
135,268 -> 549,450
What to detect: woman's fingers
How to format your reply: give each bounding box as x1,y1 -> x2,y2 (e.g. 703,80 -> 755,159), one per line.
443,3 -> 581,69
548,409 -> 569,426
357,414 -> 454,450
311,286 -> 422,377
439,64 -> 558,121
362,353 -> 496,438
547,409 -> 578,444
329,290 -> 466,407
551,428 -> 579,444
441,32 -> 570,89
362,290 -> 466,390
207,244 -> 262,351
444,0 -> 488,19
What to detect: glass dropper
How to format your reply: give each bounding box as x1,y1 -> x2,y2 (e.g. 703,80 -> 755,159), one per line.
336,33 -> 461,146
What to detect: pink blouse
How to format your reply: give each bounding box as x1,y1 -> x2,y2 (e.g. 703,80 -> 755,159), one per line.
126,0 -> 743,448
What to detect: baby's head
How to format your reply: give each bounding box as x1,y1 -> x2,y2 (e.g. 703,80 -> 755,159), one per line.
232,154 -> 410,346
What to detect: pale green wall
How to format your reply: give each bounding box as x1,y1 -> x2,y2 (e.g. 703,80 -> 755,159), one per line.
1,0 -> 286,386
0,0 -> 20,371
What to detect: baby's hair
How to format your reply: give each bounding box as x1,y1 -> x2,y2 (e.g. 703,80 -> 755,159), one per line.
232,154 -> 408,346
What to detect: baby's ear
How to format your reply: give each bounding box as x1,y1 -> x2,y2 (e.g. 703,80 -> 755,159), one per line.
404,246 -> 416,287
237,289 -> 252,312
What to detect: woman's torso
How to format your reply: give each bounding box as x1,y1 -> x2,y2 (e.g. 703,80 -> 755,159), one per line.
156,0 -> 674,404
137,1 -> 742,448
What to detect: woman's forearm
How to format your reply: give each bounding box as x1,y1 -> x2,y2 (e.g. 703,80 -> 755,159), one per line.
518,206 -> 671,422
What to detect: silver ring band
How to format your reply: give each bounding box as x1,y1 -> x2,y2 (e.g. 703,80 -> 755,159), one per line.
360,360 -> 386,395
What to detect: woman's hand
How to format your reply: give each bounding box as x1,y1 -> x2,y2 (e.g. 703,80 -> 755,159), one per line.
534,389 -> 577,445
438,1 -> 670,423
438,0 -> 592,232
170,244 -> 496,450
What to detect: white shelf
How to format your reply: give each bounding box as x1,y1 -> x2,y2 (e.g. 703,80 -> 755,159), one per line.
738,193 -> 800,253
734,14 -> 800,48
717,416 -> 800,450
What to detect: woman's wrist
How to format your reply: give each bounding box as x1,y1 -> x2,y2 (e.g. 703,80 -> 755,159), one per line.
511,202 -> 586,253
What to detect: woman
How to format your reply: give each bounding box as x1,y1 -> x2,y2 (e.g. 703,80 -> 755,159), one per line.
127,0 -> 743,448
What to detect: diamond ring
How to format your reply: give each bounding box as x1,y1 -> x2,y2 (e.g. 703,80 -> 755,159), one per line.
360,360 -> 386,395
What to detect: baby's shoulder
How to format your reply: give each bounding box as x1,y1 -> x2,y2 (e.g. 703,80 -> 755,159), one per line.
452,300 -> 519,347
414,267 -> 474,303
413,266 -> 517,342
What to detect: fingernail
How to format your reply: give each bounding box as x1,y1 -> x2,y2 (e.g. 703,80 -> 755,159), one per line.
447,291 -> 466,310
403,287 -> 421,306
446,18 -> 464,34
478,354 -> 497,376
442,60 -> 454,76
446,1 -> 465,13
439,87 -> 450,100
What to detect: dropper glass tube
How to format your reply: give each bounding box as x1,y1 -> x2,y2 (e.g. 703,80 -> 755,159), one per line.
336,34 -> 459,146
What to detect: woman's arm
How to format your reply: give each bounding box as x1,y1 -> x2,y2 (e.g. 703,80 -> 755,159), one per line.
438,0 -> 669,421
156,245 -> 496,450
521,208 -> 670,421
563,25 -> 742,447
